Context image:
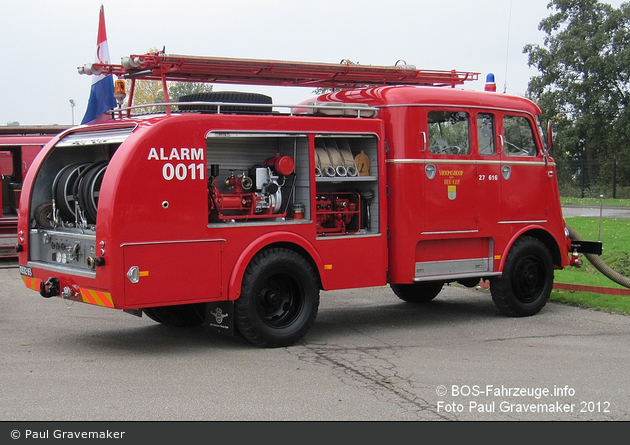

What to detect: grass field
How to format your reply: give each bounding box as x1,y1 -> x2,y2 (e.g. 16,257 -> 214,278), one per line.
552,198 -> 630,315
561,197 -> 630,207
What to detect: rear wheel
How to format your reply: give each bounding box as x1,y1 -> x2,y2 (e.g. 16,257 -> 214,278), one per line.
390,281 -> 444,303
490,236 -> 553,317
235,248 -> 320,348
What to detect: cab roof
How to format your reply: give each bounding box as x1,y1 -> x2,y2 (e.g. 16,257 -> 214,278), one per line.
318,85 -> 541,116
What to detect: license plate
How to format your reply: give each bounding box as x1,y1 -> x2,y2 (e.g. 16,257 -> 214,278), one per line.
19,265 -> 33,277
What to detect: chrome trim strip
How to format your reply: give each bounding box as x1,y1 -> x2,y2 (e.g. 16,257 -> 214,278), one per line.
414,272 -> 501,281
498,220 -> 547,224
27,261 -> 96,279
386,158 -> 554,167
120,239 -> 225,247
421,230 -> 479,235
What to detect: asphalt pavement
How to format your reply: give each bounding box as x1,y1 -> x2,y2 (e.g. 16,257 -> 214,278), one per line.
562,205 -> 630,219
0,258 -> 628,423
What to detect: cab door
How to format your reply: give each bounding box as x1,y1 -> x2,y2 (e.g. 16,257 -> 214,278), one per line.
415,109 -> 494,281
499,114 -> 551,223
422,109 -> 478,233
475,112 -> 502,226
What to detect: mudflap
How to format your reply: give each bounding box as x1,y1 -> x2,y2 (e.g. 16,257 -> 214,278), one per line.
205,301 -> 234,337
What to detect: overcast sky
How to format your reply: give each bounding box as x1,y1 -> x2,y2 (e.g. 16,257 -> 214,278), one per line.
0,0 -> 626,126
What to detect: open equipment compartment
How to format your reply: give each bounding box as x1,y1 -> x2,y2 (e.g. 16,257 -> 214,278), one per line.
205,132 -> 309,224
314,134 -> 379,236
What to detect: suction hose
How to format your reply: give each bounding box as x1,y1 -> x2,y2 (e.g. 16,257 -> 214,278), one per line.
567,225 -> 630,289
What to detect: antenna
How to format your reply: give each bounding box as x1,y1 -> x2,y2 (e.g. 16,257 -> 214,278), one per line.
503,0 -> 513,93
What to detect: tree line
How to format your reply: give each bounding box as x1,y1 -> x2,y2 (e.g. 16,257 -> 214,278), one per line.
127,5 -> 630,200
525,0 -> 630,199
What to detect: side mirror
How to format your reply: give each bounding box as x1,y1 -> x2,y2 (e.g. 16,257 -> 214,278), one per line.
547,120 -> 553,152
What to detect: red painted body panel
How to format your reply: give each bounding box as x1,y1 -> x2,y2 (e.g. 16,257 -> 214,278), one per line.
320,86 -> 569,283
17,84 -> 570,313
18,113 -> 389,309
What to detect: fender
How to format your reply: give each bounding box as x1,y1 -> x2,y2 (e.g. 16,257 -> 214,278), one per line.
498,224 -> 564,272
226,231 -> 325,300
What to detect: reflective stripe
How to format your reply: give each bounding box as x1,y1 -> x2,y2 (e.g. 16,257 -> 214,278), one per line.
80,288 -> 114,308
22,276 -> 41,291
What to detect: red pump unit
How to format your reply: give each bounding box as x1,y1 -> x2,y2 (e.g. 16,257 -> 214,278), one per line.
316,192 -> 361,234
208,154 -> 295,221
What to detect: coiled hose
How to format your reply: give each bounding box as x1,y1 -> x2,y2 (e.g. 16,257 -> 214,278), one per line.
567,225 -> 630,289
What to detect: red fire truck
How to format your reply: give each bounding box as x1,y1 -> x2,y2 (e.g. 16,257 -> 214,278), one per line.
1,125 -> 68,257
16,53 -> 601,347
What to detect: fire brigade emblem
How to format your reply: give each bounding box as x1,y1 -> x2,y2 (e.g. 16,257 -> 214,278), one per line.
210,308 -> 228,324
448,185 -> 457,200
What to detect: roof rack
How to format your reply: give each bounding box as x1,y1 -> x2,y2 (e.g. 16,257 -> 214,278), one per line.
79,53 -> 479,89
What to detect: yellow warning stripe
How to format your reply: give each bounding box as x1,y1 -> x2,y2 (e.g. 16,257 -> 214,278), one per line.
21,276 -> 114,308
80,288 -> 115,308
22,276 -> 41,291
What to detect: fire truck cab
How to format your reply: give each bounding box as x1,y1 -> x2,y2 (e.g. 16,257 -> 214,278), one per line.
17,53 -> 591,347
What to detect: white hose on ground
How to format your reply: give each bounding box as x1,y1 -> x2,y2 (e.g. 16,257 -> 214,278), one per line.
567,225 -> 630,289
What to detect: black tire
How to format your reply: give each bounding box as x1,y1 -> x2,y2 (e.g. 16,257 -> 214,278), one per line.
490,236 -> 554,317
177,91 -> 273,114
235,248 -> 320,348
33,203 -> 54,228
390,281 -> 444,303
457,277 -> 481,288
142,303 -> 205,327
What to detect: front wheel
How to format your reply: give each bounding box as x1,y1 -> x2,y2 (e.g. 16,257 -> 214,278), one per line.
490,236 -> 554,317
235,248 -> 320,348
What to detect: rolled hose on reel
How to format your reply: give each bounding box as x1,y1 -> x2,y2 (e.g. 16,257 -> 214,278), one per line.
567,225 -> 630,289
43,160 -> 109,227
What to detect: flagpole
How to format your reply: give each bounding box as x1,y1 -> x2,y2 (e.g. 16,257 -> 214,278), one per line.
81,5 -> 116,124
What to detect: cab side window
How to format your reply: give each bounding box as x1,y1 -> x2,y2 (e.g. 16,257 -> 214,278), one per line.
477,113 -> 495,155
428,111 -> 470,155
503,115 -> 537,157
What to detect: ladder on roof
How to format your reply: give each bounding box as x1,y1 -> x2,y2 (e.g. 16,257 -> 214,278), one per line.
79,52 -> 479,89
